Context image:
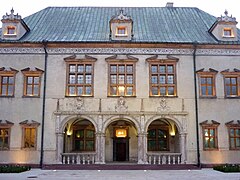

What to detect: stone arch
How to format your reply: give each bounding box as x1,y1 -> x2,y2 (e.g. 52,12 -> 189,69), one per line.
59,115 -> 98,133
102,115 -> 141,134
145,115 -> 183,133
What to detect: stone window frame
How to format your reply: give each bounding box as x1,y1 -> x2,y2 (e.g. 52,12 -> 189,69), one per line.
5,26 -> 17,35
19,120 -> 40,150
21,67 -> 44,98
200,120 -> 220,151
147,56 -> 178,97
106,55 -> 138,97
0,67 -> 18,97
225,120 -> 240,150
221,69 -> 240,98
65,55 -> 97,97
115,26 -> 127,37
223,28 -> 234,38
0,120 -> 14,151
197,68 -> 218,98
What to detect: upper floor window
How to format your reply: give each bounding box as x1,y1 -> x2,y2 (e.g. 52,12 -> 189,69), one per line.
197,68 -> 217,98
225,121 -> 240,150
221,69 -> 240,98
147,56 -> 178,97
21,67 -> 44,97
200,120 -> 220,151
106,55 -> 138,97
223,28 -> 234,37
116,27 -> 127,36
65,55 -> 96,97
0,67 -> 18,97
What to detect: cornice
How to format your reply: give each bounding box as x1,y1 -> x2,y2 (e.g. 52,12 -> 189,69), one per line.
1,47 -> 240,56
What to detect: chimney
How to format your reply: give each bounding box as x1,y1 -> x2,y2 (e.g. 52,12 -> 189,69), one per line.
166,2 -> 174,7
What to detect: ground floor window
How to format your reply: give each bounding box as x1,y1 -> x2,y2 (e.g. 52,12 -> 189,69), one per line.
23,127 -> 36,148
0,128 -> 10,150
229,127 -> 240,150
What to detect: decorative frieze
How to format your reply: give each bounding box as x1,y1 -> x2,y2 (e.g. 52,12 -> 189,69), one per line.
1,47 -> 240,55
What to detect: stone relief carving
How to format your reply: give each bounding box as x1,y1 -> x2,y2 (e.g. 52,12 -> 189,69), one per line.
2,47 -> 240,56
64,97 -> 85,112
115,97 -> 128,112
157,98 -> 170,112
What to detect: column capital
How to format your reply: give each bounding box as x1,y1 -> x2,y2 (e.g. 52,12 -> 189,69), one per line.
137,132 -> 148,136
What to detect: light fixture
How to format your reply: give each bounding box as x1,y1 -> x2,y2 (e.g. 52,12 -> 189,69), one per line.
116,129 -> 127,138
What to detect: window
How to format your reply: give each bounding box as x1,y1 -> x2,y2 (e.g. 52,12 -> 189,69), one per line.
149,61 -> 177,96
226,121 -> 240,150
73,128 -> 95,151
4,26 -> 16,35
66,63 -> 94,96
200,120 -> 220,150
197,69 -> 217,97
19,120 -> 40,150
0,67 -> 18,97
147,127 -> 169,151
221,70 -> 240,97
116,27 -> 127,36
109,63 -> 135,96
0,128 -> 10,150
22,68 -> 43,97
223,28 -> 234,37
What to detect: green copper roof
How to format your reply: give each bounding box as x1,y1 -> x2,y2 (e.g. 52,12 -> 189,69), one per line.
1,7 -> 240,43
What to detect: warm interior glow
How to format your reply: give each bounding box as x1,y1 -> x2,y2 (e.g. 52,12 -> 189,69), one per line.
66,129 -> 72,136
116,129 -> 127,138
118,86 -> 125,96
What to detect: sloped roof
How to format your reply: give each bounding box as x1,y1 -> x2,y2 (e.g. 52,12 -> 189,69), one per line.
1,6 -> 240,44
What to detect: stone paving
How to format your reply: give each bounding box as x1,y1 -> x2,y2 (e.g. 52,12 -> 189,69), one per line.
0,168 -> 239,180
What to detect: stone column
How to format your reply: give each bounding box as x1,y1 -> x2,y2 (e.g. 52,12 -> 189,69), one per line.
137,132 -> 148,164
100,133 -> 106,164
179,132 -> 187,164
95,132 -> 101,164
56,133 -> 64,163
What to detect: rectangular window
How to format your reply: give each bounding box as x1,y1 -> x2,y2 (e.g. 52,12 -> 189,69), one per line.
116,27 -> 127,36
108,63 -> 135,96
0,128 -> 10,150
73,129 -> 95,151
224,77 -> 239,97
197,72 -> 217,97
23,128 -> 36,149
25,76 -> 40,96
223,28 -> 233,37
147,127 -> 169,151
229,127 -> 240,150
149,62 -> 177,96
7,27 -> 16,35
0,75 -> 14,96
202,127 -> 218,150
66,63 -> 94,96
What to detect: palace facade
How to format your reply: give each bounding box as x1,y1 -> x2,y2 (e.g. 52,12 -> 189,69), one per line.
0,3 -> 239,167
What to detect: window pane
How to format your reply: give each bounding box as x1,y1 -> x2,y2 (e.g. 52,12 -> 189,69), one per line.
2,77 -> 8,84
69,75 -> 76,84
86,130 -> 94,138
27,77 -> 33,84
77,86 -> 83,95
236,129 -> 240,136
148,140 -> 156,151
8,85 -> 14,95
230,138 -> 235,149
225,78 -> 230,84
27,85 -> 32,95
77,65 -> 84,73
111,75 -> 117,84
9,77 -> 14,84
210,129 -> 214,136
226,86 -> 231,95
168,87 -> 174,95
209,138 -> 215,148
110,65 -> 117,73
207,77 -> 212,84
126,75 -> 133,84
119,65 -> 125,73
207,86 -> 213,95
151,87 -> 158,95
151,76 -> 158,84
201,86 -> 206,95
158,129 -> 167,138
126,87 -> 133,95
230,129 -> 235,136
236,138 -> 240,148
151,65 -> 158,73
118,75 -> 125,84
231,78 -> 237,84
85,65 -> 92,73
232,86 -> 237,95
160,87 -> 166,95
167,75 -> 174,84
69,86 -> 75,95
33,85 -> 39,95
70,65 -> 76,72
148,129 -> 156,138
204,138 -> 209,148
201,77 -> 206,84
159,75 -> 165,84
127,65 -> 133,73
85,86 -> 92,95
86,141 -> 94,151
167,65 -> 173,73
85,75 -> 92,84
2,85 -> 7,95
77,75 -> 84,84
110,86 -> 117,95
159,66 -> 165,73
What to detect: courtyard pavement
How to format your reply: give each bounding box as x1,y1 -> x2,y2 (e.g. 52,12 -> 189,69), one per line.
0,168 -> 239,180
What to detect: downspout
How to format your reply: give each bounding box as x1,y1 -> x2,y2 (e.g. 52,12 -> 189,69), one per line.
40,40 -> 48,169
193,42 -> 201,167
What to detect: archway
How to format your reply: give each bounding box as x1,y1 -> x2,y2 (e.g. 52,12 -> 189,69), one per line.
105,118 -> 138,162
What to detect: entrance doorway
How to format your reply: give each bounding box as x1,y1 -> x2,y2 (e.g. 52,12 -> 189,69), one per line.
113,138 -> 129,161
